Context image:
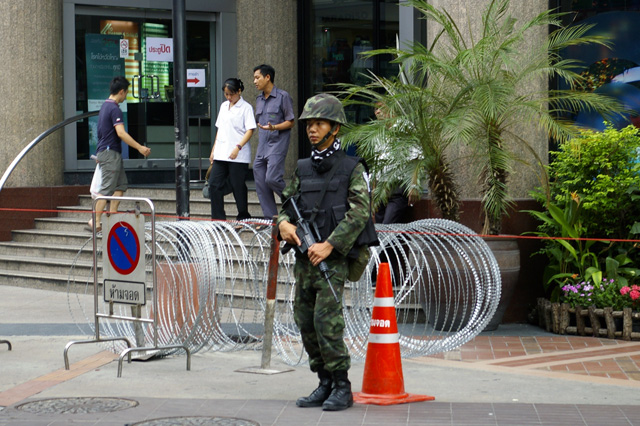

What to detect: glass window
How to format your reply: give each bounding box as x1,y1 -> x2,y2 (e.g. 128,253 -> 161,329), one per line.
300,0 -> 399,155
559,2 -> 640,130
305,1 -> 398,115
74,12 -> 212,161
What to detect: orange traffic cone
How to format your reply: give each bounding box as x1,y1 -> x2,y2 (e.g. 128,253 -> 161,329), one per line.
354,262 -> 435,405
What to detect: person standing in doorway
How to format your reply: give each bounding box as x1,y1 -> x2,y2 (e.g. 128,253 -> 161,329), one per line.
371,102 -> 420,224
253,64 -> 295,221
87,76 -> 150,232
208,78 -> 256,223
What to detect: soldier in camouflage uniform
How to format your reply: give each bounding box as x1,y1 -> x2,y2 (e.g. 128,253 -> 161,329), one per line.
278,93 -> 377,411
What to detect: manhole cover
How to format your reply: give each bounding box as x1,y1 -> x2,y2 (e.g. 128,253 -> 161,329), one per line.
129,417 -> 260,426
16,397 -> 138,414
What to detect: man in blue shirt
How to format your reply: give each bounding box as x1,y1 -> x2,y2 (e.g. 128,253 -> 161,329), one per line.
87,76 -> 151,232
253,64 -> 295,220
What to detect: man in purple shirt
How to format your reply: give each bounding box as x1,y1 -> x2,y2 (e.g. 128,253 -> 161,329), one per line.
253,64 -> 295,220
87,76 -> 151,232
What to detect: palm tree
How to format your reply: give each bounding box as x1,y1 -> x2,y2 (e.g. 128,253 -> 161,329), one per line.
339,68 -> 465,221
341,0 -> 623,233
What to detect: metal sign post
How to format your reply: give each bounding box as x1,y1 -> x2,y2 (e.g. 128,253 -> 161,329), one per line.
236,216 -> 293,375
64,196 -> 191,377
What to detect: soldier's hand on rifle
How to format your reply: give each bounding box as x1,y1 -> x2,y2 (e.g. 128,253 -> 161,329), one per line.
308,241 -> 333,267
278,220 -> 301,247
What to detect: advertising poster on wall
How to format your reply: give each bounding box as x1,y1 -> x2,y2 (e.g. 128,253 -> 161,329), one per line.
100,20 -> 140,105
85,34 -> 128,157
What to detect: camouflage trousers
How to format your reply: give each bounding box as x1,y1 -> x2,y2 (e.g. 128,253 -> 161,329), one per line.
293,256 -> 350,373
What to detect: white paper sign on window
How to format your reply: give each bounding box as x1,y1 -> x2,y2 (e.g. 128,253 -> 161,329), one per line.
146,37 -> 173,62
187,69 -> 206,87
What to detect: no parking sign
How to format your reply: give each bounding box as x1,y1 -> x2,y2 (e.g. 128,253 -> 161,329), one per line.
102,213 -> 146,305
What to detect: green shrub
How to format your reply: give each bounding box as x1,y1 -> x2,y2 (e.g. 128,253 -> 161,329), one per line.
529,124 -> 640,303
540,124 -> 640,239
560,278 -> 639,311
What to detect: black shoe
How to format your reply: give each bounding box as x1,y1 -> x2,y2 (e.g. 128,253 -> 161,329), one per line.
322,370 -> 353,411
296,370 -> 333,408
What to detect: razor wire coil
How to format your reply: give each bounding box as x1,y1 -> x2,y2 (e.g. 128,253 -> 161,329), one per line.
68,218 -> 500,363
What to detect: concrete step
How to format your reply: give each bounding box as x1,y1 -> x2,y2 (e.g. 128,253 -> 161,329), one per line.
77,186 -> 273,218
34,217 -> 95,233
0,184 -> 424,320
0,268 -> 274,312
74,196 -> 247,218
11,229 -> 96,246
0,241 -> 92,261
60,200 -> 269,222
54,205 -> 213,222
125,185 -> 263,203
10,220 -> 276,258
47,185 -> 277,222
0,268 -> 81,291
0,254 -> 101,279
0,265 -> 422,319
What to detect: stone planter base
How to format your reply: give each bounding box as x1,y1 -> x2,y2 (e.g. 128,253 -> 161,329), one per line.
537,298 -> 640,341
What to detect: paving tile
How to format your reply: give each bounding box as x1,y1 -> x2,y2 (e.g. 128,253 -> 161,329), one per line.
606,373 -> 630,380
548,364 -> 569,372
563,362 -> 587,372
5,333 -> 640,425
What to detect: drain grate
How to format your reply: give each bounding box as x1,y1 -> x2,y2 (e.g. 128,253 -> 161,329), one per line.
128,417 -> 260,426
16,397 -> 138,414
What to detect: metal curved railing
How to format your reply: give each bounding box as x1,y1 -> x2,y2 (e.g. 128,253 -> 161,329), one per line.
0,111 -> 99,193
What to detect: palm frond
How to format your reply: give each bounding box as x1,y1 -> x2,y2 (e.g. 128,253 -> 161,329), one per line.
337,0 -> 626,232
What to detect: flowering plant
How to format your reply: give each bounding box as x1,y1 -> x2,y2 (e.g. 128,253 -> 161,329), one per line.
560,277 -> 631,311
620,285 -> 640,310
591,278 -> 624,310
561,281 -> 594,308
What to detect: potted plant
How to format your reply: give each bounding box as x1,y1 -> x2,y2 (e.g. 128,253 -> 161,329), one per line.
339,66 -> 462,222
340,0 -> 623,329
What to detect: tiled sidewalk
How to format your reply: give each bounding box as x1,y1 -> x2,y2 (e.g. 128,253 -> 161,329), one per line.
431,335 -> 640,381
3,332 -> 640,425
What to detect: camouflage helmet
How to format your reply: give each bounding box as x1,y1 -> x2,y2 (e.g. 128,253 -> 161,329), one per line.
299,93 -> 347,125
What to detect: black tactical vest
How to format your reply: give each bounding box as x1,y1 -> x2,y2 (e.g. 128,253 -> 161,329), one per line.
296,150 -> 379,258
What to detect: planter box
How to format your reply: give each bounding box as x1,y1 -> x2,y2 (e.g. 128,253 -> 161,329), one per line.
537,298 -> 640,341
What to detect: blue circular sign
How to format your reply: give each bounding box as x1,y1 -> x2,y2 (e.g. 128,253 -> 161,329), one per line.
107,221 -> 140,275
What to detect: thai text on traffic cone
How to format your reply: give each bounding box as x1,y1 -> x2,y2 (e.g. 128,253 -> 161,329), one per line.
353,262 -> 435,405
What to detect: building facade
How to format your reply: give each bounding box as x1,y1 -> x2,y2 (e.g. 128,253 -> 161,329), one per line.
1,0 -> 561,197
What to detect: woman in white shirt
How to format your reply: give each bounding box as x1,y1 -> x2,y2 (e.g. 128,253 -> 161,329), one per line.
209,78 -> 257,221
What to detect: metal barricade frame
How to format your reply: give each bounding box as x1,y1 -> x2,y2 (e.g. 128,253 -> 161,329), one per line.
63,196 -> 191,377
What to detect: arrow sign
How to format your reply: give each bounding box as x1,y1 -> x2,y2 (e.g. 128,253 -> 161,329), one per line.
187,69 -> 206,87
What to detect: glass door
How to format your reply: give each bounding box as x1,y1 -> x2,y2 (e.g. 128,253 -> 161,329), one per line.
74,9 -> 213,171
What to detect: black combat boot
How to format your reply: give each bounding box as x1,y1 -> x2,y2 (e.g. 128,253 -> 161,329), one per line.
322,370 -> 353,411
296,368 -> 333,407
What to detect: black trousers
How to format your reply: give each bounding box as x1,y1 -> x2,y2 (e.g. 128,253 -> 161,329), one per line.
375,186 -> 410,224
209,160 -> 250,220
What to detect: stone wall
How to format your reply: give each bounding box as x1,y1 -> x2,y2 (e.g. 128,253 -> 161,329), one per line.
0,0 -> 64,188
427,0 -> 549,200
236,0 -> 299,180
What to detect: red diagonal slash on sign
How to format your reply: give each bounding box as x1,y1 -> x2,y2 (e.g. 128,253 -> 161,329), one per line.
112,231 -> 136,266
107,221 -> 140,275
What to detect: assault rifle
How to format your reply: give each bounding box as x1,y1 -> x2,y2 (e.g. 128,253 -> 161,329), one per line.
281,197 -> 339,303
